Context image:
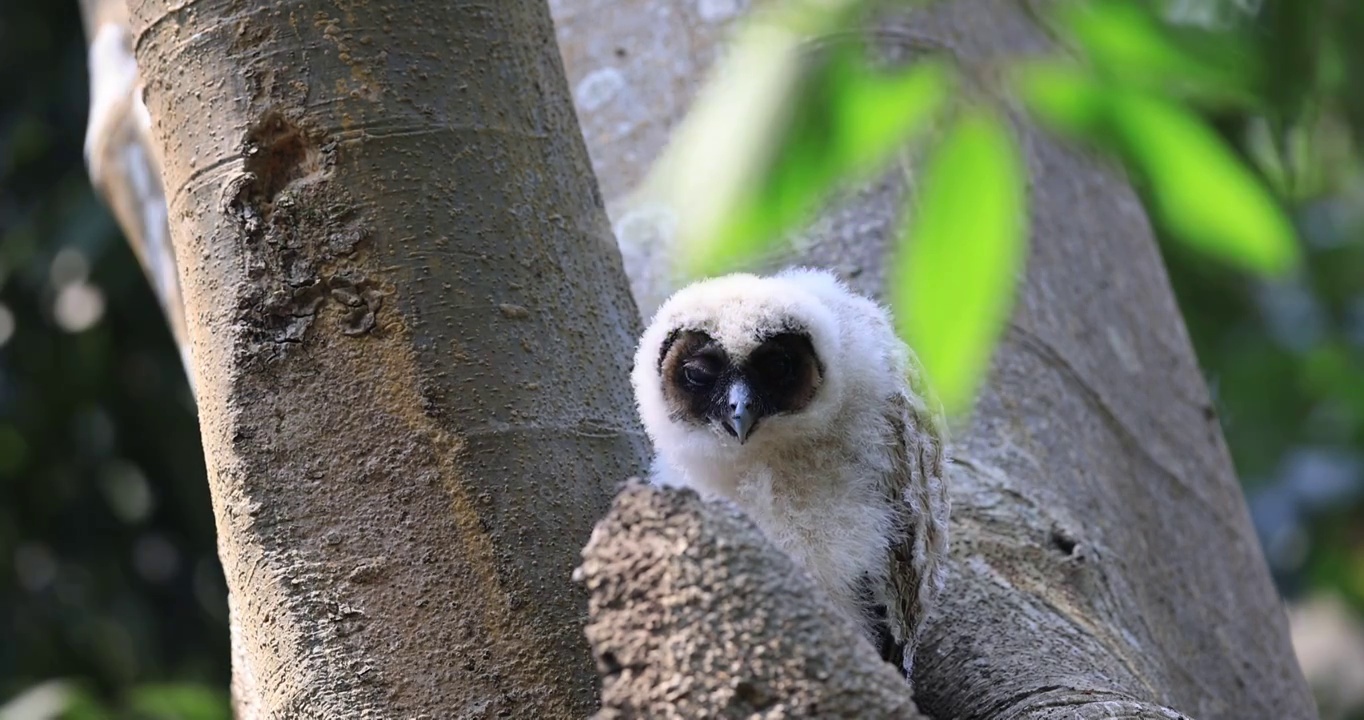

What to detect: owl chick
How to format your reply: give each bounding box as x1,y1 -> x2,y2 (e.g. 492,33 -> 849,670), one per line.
630,267 -> 949,678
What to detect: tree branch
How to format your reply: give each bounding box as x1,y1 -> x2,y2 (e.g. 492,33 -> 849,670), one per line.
577,481 -> 927,719
77,0 -> 193,391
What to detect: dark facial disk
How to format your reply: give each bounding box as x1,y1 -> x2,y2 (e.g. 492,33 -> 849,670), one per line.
657,328 -> 824,444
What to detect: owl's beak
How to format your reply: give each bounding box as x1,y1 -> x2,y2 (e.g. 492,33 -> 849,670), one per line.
723,381 -> 757,444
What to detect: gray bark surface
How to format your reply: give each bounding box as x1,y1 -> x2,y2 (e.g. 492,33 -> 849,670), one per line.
578,481 -> 928,719
125,0 -> 646,716
552,0 -> 1318,717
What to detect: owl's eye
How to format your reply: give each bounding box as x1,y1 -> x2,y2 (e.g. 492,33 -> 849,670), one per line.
683,364 -> 716,388
761,352 -> 793,383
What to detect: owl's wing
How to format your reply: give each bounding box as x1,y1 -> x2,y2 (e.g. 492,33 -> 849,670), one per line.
876,387 -> 949,678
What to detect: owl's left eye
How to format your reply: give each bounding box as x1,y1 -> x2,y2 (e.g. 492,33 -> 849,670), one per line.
761,353 -> 793,382
683,364 -> 716,388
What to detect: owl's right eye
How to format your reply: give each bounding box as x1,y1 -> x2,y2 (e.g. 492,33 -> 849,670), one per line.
683,364 -> 716,388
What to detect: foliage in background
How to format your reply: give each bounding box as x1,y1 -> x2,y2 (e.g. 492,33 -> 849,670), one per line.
1,681 -> 229,720
1167,0 -> 1364,611
0,0 -> 228,717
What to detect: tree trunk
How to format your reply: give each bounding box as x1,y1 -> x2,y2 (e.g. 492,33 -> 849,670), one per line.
553,0 -> 1318,718
78,0 -> 194,388
123,0 -> 646,716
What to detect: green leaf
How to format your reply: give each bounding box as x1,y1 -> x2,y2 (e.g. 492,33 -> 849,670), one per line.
693,53 -> 950,274
1056,0 -> 1261,108
656,10 -> 953,279
127,683 -> 232,720
1015,63 -> 1301,275
682,52 -> 952,277
1108,91 -> 1300,275
0,680 -> 100,720
833,57 -> 952,177
1013,61 -> 1111,137
893,110 -> 1027,417
647,16 -> 809,279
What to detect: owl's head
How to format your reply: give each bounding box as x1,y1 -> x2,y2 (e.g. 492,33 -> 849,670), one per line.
631,271 -> 851,460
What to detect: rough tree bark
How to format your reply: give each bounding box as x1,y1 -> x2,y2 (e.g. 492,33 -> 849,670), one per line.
554,0 -> 1318,718
119,0 -> 646,716
577,482 -> 929,719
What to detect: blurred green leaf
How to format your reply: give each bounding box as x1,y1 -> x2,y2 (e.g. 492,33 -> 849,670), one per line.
127,683 -> 230,720
833,57 -> 951,177
1014,61 -> 1110,136
1057,0 -> 1261,108
1109,91 -> 1300,275
55,685 -> 110,720
1017,62 -> 1299,275
643,14 -> 815,278
0,681 -> 231,720
893,110 -> 1027,417
691,54 -> 950,276
0,681 -> 86,720
661,9 -> 952,279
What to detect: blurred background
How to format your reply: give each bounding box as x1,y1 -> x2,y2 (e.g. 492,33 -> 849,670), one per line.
0,2 -> 229,718
2,0 -> 1363,718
